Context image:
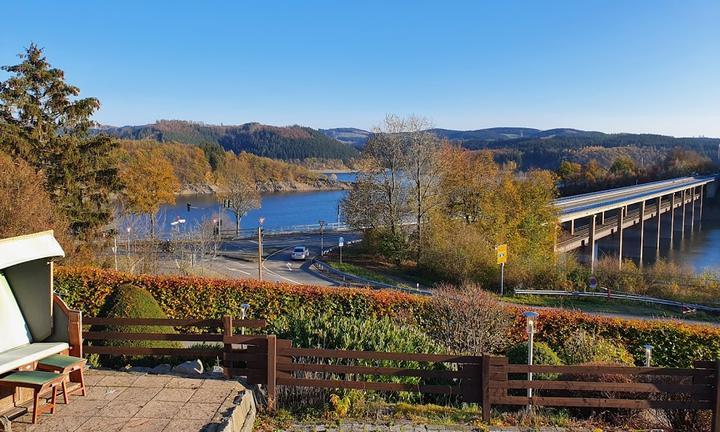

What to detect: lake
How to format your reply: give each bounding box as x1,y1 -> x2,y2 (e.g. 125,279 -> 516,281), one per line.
148,172 -> 720,272
149,172 -> 357,233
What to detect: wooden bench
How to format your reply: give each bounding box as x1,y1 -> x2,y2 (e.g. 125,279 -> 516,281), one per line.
0,371 -> 63,423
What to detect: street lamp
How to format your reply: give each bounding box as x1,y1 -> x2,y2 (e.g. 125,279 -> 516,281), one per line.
258,217 -> 265,281
240,303 -> 250,336
319,220 -> 326,256
126,227 -> 132,254
643,344 -> 653,367
523,311 -> 539,404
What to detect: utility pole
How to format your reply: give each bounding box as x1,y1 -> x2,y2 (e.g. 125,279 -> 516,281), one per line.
258,217 -> 265,281
319,220 -> 326,256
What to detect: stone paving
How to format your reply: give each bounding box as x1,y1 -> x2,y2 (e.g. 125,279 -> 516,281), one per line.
8,369 -> 246,432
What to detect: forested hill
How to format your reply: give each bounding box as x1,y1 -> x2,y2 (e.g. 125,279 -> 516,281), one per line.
97,120 -> 358,162
430,128 -> 720,170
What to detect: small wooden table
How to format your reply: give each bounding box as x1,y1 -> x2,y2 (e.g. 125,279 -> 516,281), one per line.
36,355 -> 87,404
0,371 -> 63,423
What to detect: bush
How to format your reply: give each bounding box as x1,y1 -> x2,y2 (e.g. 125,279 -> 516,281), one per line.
55,267 -> 720,367
94,283 -> 180,367
555,330 -> 634,365
557,362 -> 645,425
426,283 -> 514,355
507,341 -> 562,381
267,308 -> 444,404
648,376 -> 712,432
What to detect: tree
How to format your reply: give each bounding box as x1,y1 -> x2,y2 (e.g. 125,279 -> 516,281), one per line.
218,154 -> 260,236
609,156 -> 637,178
120,148 -> 179,236
0,44 -> 119,236
0,151 -> 68,241
403,115 -> 442,261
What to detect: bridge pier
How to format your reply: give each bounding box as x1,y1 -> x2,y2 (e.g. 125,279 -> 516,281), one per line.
670,193 -> 676,245
617,207 -> 624,269
570,219 -> 575,235
699,184 -> 704,224
681,189 -> 687,239
691,186 -> 696,232
589,214 -> 596,273
600,211 -> 605,225
638,201 -> 646,265
655,196 -> 661,255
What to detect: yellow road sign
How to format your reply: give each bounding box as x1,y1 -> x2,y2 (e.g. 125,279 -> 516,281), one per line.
496,244 -> 508,264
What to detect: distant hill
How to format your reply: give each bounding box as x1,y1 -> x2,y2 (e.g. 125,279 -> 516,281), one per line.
319,128 -> 372,149
98,120 -> 359,162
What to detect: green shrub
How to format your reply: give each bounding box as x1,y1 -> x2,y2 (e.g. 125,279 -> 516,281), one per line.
555,330 -> 634,366
94,284 -> 181,367
267,308 -> 444,403
507,341 -> 562,380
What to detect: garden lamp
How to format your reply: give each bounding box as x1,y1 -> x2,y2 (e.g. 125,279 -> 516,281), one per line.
523,311 -> 539,404
643,344 -> 653,367
240,303 -> 251,336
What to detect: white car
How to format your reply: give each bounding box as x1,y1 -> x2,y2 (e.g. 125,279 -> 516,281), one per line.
291,246 -> 309,260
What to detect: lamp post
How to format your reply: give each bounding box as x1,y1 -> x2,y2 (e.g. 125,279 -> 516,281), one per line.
643,344 -> 653,367
258,217 -> 265,281
319,220 -> 326,256
126,227 -> 132,255
240,303 -> 250,336
523,311 -> 539,406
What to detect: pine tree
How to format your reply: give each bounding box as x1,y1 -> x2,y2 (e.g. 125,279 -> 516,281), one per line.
0,44 -> 119,236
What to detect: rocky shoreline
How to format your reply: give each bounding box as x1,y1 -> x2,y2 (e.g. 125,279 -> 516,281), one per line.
178,177 -> 351,196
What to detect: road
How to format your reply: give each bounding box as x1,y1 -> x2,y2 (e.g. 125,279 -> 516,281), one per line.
203,231 -> 362,285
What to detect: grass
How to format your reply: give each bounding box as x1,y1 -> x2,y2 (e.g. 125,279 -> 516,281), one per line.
505,294 -> 720,323
331,262 -> 405,286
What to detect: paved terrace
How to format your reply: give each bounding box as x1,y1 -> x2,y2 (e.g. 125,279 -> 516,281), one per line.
8,369 -> 247,432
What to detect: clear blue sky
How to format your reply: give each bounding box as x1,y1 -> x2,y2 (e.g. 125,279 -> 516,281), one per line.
2,1 -> 719,136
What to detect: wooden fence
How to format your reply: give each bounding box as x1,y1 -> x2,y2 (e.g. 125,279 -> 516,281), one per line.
82,316 -> 267,360
82,317 -> 720,431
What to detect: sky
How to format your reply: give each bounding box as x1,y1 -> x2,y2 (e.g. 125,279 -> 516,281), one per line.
2,1 -> 719,137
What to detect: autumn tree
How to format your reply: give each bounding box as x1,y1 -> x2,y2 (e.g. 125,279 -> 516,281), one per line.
218,154 -> 261,236
120,148 -> 179,236
0,151 -> 68,241
0,44 -> 119,236
341,115 -> 414,264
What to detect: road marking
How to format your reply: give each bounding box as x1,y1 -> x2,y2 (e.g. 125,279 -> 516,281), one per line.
263,246 -> 303,284
223,266 -> 252,276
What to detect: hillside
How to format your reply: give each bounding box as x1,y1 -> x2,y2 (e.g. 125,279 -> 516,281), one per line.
319,128 -> 372,149
99,120 -> 359,163
116,139 -> 349,195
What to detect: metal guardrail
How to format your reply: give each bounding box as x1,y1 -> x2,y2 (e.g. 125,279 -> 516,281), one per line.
514,289 -> 720,314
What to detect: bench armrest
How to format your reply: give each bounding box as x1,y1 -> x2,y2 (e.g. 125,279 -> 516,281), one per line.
53,295 -> 82,357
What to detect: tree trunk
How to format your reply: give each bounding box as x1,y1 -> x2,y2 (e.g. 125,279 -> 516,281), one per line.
235,212 -> 241,237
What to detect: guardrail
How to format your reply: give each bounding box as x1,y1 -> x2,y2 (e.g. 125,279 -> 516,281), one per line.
513,289 -> 720,314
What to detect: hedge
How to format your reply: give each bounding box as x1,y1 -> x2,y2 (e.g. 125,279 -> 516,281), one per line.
55,267 -> 720,367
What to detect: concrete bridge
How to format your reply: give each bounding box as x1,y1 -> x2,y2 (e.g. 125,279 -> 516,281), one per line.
554,175 -> 717,271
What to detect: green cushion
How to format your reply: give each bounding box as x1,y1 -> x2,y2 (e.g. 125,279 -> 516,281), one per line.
37,354 -> 83,370
0,371 -> 61,386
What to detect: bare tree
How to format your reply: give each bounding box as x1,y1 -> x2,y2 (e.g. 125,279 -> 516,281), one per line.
403,115 -> 442,261
218,155 -> 261,237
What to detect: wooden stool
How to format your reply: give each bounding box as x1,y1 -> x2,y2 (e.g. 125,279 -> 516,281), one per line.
36,355 -> 87,404
0,371 -> 63,423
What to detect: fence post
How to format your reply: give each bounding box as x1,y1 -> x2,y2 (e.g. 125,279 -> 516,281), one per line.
713,359 -> 720,432
222,316 -> 233,378
482,355 -> 491,422
266,335 -> 277,412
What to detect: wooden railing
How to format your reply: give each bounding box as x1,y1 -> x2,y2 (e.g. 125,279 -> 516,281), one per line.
82,316 -> 267,359
80,318 -> 720,430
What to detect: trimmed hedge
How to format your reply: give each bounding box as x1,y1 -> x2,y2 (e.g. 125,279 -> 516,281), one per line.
55,267 -> 720,367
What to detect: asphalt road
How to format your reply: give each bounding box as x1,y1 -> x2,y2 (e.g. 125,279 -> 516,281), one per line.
205,231 -> 362,285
